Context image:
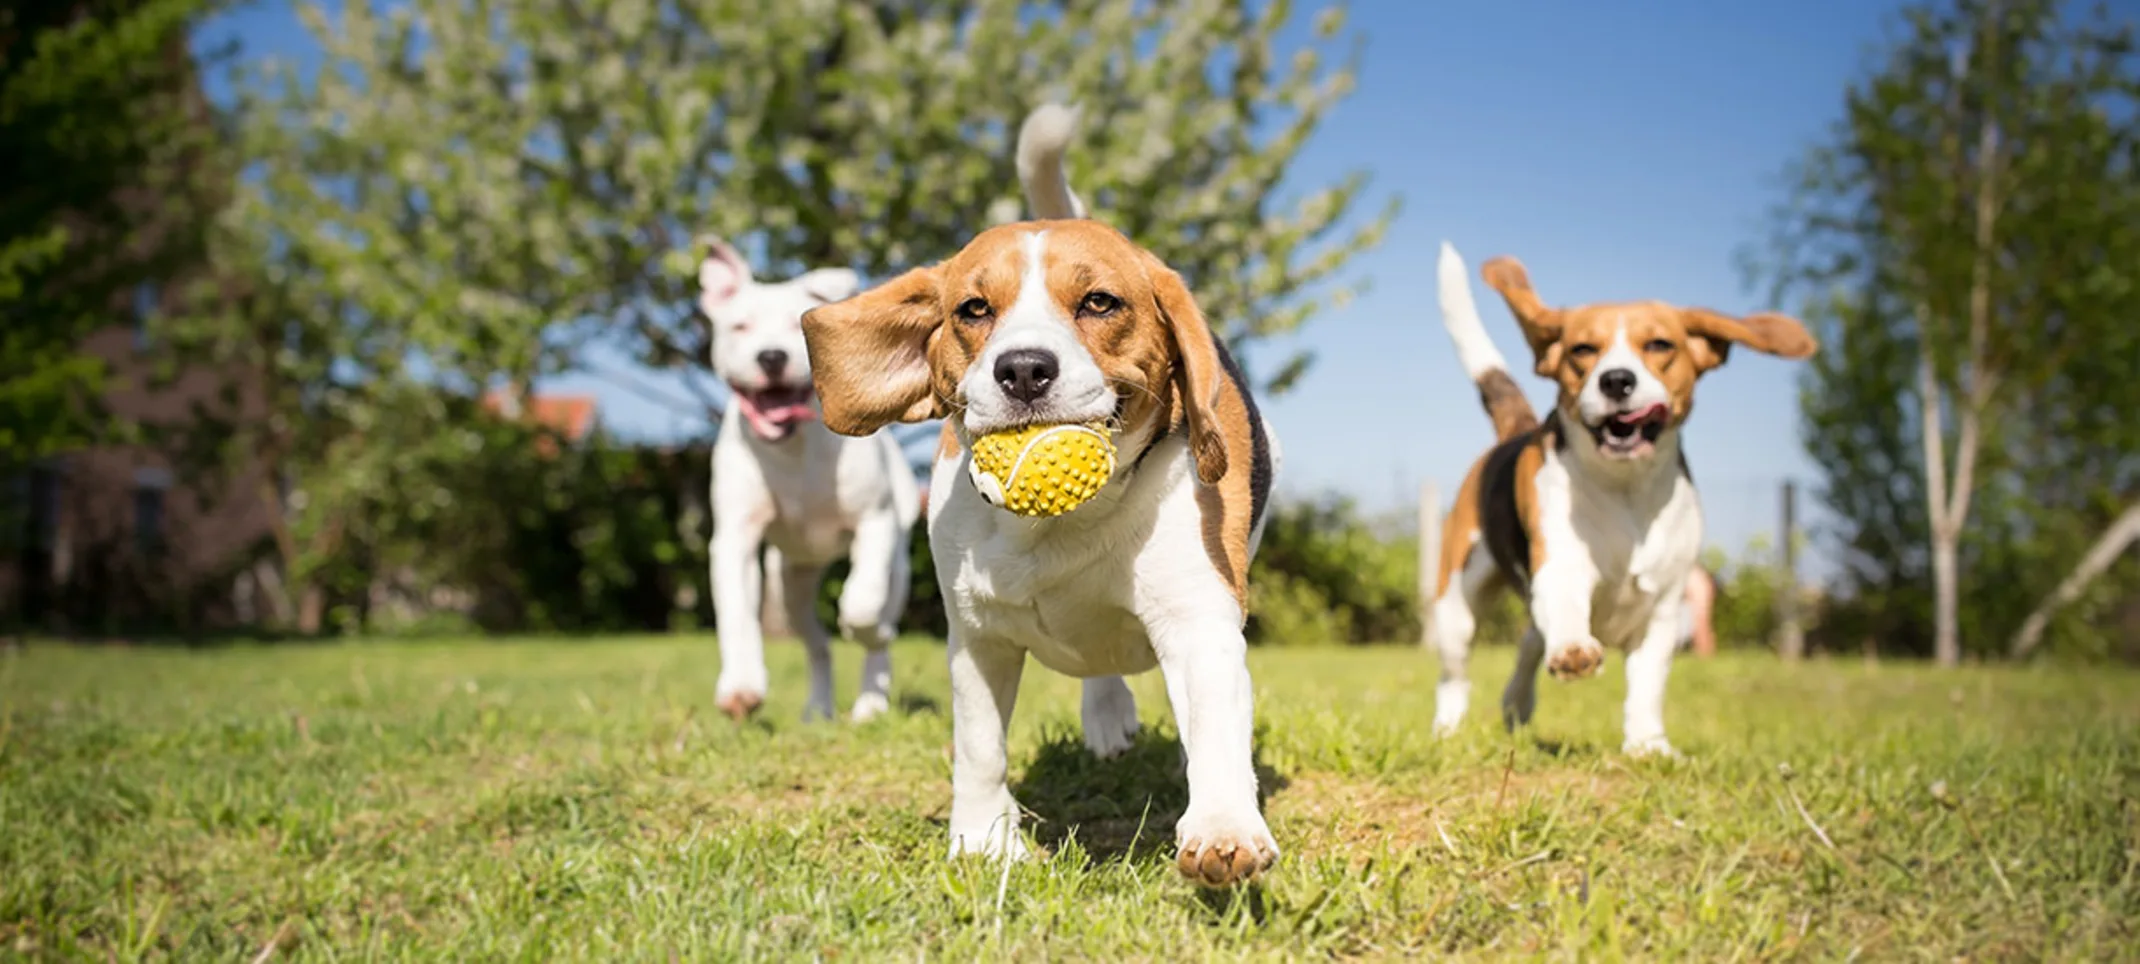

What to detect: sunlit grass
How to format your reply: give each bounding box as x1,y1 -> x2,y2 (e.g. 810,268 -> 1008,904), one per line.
2,637 -> 2134,959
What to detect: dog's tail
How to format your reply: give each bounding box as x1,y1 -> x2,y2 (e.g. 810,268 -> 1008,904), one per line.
1439,241 -> 1538,441
1016,103 -> 1086,220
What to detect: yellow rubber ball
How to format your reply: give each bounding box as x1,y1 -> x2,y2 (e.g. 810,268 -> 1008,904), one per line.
969,421 -> 1117,518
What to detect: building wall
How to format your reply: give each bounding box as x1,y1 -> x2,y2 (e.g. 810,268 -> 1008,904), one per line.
4,303 -> 276,635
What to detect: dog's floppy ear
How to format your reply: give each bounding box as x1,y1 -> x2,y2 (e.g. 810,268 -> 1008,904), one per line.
698,236 -> 751,315
1140,253 -> 1229,486
1480,256 -> 1566,377
797,266 -> 861,304
1679,307 -> 1818,373
801,267 -> 945,436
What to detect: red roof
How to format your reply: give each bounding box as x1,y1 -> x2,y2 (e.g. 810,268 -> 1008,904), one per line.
481,391 -> 598,451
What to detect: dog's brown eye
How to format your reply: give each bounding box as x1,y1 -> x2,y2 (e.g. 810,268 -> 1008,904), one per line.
1569,344 -> 1598,360
956,297 -> 992,322
1079,291 -> 1121,316
1645,339 -> 1674,353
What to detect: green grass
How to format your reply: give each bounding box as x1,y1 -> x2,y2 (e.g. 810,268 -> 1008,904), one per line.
1,638 -> 2135,961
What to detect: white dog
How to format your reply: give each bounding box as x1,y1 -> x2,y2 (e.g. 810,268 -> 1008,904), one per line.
700,238 -> 921,722
801,106 -> 1283,888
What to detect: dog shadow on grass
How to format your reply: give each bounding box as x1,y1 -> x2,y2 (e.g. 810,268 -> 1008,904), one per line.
1010,727 -> 1289,869
1525,735 -> 1599,759
895,690 -> 942,716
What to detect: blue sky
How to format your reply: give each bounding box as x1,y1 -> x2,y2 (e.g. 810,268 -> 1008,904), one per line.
197,0 -> 1963,582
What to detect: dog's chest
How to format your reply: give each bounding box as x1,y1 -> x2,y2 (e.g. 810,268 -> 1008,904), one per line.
742,429 -> 876,562
1546,461 -> 1704,647
954,530 -> 1156,676
931,467 -> 1162,678
765,466 -> 850,555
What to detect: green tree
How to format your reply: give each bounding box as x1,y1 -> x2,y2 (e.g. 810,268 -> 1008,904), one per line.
1757,0 -> 2140,661
230,0 -> 1392,393
201,0 -> 1396,630
0,0 -> 226,463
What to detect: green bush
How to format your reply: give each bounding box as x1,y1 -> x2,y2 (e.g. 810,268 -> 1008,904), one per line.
1247,495 -> 1420,645
1700,536 -> 1785,650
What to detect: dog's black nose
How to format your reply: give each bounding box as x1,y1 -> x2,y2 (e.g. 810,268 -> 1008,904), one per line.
1599,368 -> 1637,401
994,349 -> 1058,404
756,349 -> 789,377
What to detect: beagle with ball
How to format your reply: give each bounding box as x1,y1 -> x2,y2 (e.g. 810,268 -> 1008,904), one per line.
801,105 -> 1281,887
1428,242 -> 1815,755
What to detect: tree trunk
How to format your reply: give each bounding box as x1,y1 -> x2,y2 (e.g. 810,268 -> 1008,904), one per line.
2010,501 -> 2140,658
1914,33 -> 2004,668
1929,523 -> 1963,666
298,587 -> 326,635
1916,341 -> 1964,667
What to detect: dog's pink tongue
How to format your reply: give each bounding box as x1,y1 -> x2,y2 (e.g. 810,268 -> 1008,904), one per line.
738,389 -> 815,439
760,399 -> 815,426
1614,403 -> 1668,425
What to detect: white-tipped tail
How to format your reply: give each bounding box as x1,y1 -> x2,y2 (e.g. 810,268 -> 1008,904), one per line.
1438,241 -> 1509,380
1016,103 -> 1086,220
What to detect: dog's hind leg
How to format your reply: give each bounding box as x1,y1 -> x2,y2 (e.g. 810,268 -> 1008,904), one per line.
774,551 -> 836,723
837,509 -> 910,722
1503,626 -> 1546,731
1080,676 -> 1140,759
1432,540 -> 1499,736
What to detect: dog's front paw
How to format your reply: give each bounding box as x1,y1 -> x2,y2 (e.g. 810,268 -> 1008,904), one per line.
840,617 -> 896,650
1174,807 -> 1278,888
715,688 -> 764,721
1546,637 -> 1606,680
715,666 -> 768,721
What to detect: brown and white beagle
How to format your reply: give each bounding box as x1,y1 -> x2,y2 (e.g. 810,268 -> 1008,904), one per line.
800,105 -> 1281,887
1428,242 -> 1815,755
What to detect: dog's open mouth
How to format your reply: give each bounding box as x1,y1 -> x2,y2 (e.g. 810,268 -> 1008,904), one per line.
736,384 -> 815,441
1592,402 -> 1668,458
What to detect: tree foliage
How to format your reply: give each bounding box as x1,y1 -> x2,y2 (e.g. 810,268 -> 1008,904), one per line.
0,0 -> 226,463
194,0 -> 1393,632
1757,0 -> 2140,660
225,0 -> 1392,396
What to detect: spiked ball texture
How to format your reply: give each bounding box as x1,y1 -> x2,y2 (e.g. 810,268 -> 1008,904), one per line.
968,421 -> 1117,518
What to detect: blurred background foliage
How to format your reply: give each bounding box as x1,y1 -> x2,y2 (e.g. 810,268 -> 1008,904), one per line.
5,0 -> 2138,662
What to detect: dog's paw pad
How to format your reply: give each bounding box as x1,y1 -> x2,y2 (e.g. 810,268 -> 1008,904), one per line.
716,691 -> 764,721
1546,640 -> 1605,680
1174,815 -> 1278,888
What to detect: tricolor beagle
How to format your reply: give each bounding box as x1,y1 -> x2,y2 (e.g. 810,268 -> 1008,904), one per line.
1428,243 -> 1816,755
800,105 -> 1281,887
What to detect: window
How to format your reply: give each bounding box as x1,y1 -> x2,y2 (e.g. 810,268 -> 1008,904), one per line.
133,487 -> 165,555
131,281 -> 160,350
132,467 -> 172,555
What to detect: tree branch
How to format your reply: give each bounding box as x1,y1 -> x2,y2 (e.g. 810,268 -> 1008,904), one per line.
2009,500 -> 2140,658
1949,69 -> 2004,533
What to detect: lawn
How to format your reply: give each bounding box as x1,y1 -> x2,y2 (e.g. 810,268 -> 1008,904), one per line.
1,637 -> 2135,961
